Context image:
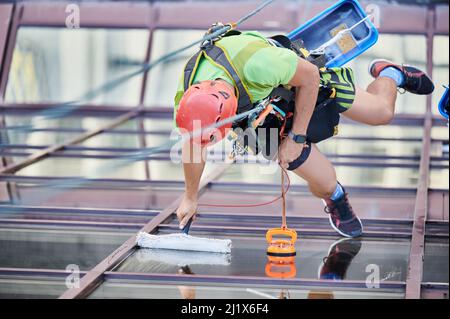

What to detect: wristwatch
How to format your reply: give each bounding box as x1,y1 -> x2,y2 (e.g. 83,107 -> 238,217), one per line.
288,131 -> 308,144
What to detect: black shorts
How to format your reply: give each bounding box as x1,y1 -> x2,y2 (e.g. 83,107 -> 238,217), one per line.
239,67 -> 356,170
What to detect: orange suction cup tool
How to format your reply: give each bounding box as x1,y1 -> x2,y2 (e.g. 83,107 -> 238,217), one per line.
266,227 -> 297,258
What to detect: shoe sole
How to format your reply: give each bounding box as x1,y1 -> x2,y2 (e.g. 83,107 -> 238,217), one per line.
321,199 -> 364,238
368,59 -> 390,77
368,58 -> 398,78
317,237 -> 352,279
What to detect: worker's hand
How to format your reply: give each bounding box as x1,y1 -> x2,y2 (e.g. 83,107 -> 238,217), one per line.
177,195 -> 198,230
278,138 -> 307,170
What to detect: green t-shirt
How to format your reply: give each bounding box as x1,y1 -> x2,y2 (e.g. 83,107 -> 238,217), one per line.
174,31 -> 298,115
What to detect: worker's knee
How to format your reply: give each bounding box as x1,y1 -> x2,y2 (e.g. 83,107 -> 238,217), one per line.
378,107 -> 395,125
309,181 -> 337,199
370,103 -> 395,126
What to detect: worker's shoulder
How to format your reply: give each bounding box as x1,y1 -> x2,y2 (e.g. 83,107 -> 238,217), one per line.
220,30 -> 268,45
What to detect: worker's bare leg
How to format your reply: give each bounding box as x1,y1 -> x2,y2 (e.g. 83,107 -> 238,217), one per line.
292,144 -> 337,199
343,78 -> 398,125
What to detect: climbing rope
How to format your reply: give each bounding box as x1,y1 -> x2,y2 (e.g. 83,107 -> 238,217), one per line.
4,0 -> 276,133
0,0 -> 278,212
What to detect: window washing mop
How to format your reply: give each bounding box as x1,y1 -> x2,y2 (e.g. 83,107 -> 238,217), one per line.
136,220 -> 232,254
135,248 -> 231,267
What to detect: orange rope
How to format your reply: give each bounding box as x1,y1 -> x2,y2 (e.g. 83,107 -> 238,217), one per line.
198,164 -> 290,209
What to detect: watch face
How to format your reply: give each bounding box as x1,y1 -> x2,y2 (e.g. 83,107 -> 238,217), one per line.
290,132 -> 306,144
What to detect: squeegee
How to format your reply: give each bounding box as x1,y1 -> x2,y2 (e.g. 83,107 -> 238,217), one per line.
136,219 -> 232,254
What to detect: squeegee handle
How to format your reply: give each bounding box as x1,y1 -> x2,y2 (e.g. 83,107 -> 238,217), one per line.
182,218 -> 193,235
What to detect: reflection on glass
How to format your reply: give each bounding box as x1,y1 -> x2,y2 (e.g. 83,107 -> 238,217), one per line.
0,227 -> 131,270
145,30 -> 204,107
308,238 -> 362,299
423,239 -> 449,283
117,234 -> 410,283
132,248 -> 233,300
5,27 -> 148,105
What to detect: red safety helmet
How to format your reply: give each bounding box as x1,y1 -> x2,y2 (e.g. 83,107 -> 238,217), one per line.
176,80 -> 237,146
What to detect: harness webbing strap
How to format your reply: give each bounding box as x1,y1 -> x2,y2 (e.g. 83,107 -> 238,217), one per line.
270,86 -> 295,103
203,45 -> 253,112
183,44 -> 254,114
183,51 -> 203,92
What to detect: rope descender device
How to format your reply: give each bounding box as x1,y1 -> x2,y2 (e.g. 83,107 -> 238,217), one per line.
202,22 -> 237,47
266,168 -> 298,259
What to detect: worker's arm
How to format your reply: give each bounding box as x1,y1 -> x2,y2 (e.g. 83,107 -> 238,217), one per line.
177,141 -> 207,229
278,58 -> 320,169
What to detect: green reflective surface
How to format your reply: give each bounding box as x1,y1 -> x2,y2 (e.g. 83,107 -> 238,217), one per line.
0,227 -> 132,270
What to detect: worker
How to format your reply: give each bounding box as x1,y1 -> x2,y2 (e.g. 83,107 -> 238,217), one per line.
174,30 -> 435,238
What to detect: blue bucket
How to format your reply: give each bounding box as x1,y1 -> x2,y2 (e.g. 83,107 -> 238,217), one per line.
438,86 -> 449,120
288,0 -> 379,68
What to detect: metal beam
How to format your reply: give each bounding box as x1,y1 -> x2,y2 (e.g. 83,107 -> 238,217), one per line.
103,271 -> 406,290
58,163 -> 231,299
1,174 -> 440,195
405,6 -> 436,300
1,104 -> 448,127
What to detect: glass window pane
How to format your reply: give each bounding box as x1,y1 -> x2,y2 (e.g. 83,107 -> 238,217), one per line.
0,277 -> 67,299
0,226 -> 132,270
198,189 -> 416,220
116,233 -> 410,283
88,280 -> 405,299
0,205 -> 157,224
218,163 -> 421,189
12,183 -> 182,209
18,157 -> 147,179
5,27 -> 149,105
338,124 -> 424,139
423,238 -> 449,283
318,139 -> 423,157
3,115 -> 115,145
144,30 -> 204,107
430,168 -> 449,189
347,34 -> 427,114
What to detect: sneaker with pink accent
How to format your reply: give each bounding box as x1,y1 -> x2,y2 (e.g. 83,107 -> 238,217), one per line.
369,59 -> 435,95
324,188 -> 363,238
